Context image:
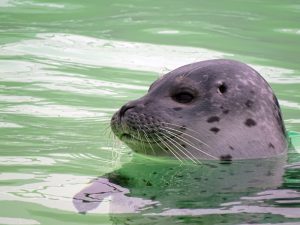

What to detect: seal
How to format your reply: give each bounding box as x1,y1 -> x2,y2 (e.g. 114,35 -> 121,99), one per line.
111,59 -> 288,161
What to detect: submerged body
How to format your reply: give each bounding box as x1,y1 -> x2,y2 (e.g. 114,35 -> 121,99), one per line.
111,59 -> 288,160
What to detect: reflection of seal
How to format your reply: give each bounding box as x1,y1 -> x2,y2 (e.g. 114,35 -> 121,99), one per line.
111,59 -> 288,161
73,156 -> 286,214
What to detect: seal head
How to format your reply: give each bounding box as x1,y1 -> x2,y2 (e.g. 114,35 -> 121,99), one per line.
111,59 -> 288,160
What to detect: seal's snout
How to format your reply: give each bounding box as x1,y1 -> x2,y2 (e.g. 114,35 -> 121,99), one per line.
111,96 -> 167,153
118,99 -> 146,120
119,103 -> 135,119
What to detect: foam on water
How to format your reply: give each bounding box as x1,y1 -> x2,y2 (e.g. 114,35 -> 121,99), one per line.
0,0 -> 12,7
277,28 -> 300,35
279,100 -> 300,110
0,33 -> 231,73
0,60 -> 147,96
2,104 -> 107,118
0,217 -> 40,225
0,156 -> 56,165
0,0 -> 65,8
0,95 -> 43,103
0,33 -> 295,83
0,122 -> 23,128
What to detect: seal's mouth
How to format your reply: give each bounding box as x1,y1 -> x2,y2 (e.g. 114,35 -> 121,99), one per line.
120,133 -> 133,140
120,132 -> 163,144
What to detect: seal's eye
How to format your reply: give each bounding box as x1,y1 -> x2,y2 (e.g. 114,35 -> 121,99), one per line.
172,92 -> 195,104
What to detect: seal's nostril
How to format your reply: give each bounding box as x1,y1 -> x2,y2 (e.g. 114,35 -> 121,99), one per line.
119,104 -> 135,118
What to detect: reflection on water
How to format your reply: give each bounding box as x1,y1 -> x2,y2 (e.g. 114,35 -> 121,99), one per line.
0,0 -> 300,224
0,172 -> 93,212
72,155 -> 300,223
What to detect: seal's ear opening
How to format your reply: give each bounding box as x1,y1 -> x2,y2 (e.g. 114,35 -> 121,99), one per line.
218,83 -> 227,94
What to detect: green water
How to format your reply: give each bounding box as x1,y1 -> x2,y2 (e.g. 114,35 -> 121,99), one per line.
0,0 -> 300,224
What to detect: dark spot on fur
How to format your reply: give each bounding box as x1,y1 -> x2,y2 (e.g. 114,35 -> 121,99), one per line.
210,127 -> 220,133
229,146 -> 234,150
207,116 -> 220,123
250,90 -> 255,94
220,154 -> 232,163
173,107 -> 182,111
245,118 -> 256,127
266,170 -> 274,176
218,83 -> 227,94
269,143 -> 275,149
223,109 -> 229,114
245,100 -> 254,108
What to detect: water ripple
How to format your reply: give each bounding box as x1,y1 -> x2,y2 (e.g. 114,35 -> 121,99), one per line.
0,217 -> 40,225
0,173 -> 95,212
0,156 -> 56,165
0,33 -> 295,83
2,104 -> 107,118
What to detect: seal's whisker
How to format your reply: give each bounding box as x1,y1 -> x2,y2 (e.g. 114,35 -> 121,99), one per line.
136,129 -> 147,155
102,131 -> 120,166
163,122 -> 211,148
108,129 -> 113,139
111,133 -> 121,162
150,134 -> 171,156
160,126 -> 217,160
139,124 -> 169,157
163,125 -> 209,148
142,125 -> 162,155
103,123 -> 111,134
154,133 -> 183,163
151,126 -> 196,162
159,132 -> 200,164
141,129 -> 157,156
136,119 -> 156,156
159,129 -> 209,158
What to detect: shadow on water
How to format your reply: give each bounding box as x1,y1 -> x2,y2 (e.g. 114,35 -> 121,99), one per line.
72,152 -> 300,224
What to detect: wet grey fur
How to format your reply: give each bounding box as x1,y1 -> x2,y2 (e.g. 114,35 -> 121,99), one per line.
111,59 -> 288,160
